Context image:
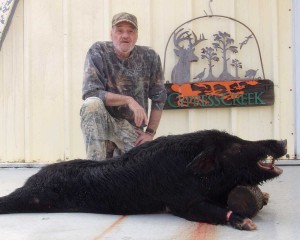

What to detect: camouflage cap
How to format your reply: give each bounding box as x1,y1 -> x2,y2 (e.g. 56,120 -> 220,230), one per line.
112,12 -> 138,29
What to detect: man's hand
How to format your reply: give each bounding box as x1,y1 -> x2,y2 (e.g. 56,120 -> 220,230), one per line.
104,93 -> 148,127
135,129 -> 154,146
127,98 -> 148,127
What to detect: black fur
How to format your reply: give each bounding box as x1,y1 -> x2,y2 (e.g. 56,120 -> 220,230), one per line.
0,130 -> 286,230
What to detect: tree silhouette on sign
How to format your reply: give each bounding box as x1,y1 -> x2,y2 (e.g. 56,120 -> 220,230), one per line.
200,47 -> 219,81
212,31 -> 238,80
231,59 -> 242,79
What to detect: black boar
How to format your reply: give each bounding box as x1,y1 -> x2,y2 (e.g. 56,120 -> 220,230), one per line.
0,130 -> 287,230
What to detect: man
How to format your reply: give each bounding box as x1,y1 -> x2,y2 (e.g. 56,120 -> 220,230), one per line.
80,12 -> 167,160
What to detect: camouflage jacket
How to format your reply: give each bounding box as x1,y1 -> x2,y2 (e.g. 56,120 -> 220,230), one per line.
82,41 -> 167,127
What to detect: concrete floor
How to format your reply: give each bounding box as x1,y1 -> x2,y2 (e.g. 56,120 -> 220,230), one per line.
0,164 -> 299,240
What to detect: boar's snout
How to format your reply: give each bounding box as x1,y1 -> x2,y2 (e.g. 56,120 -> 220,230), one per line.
281,139 -> 287,148
280,139 -> 287,154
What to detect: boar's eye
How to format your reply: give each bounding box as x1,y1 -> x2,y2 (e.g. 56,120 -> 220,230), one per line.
226,143 -> 242,156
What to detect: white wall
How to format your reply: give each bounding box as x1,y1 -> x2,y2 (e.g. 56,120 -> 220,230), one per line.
0,0 -> 295,162
293,0 -> 300,159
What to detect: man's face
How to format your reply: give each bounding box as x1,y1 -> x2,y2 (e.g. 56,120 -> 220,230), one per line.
111,22 -> 138,57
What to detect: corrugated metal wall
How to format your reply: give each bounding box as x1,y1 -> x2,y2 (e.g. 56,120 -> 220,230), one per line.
0,0 -> 295,163
294,0 -> 300,159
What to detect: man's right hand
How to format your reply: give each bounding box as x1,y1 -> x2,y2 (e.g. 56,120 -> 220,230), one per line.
104,92 -> 148,128
127,97 -> 148,127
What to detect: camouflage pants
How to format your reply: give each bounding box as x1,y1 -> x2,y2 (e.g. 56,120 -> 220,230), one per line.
80,97 -> 139,160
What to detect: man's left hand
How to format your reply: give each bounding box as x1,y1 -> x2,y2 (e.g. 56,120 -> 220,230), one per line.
135,129 -> 154,146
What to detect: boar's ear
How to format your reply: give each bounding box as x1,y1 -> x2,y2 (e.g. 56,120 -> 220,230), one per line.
186,147 -> 216,175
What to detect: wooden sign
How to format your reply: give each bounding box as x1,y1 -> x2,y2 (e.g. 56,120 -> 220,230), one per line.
162,16 -> 277,110
164,79 -> 274,110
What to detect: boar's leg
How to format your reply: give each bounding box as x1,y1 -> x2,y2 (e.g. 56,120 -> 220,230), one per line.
167,200 -> 257,230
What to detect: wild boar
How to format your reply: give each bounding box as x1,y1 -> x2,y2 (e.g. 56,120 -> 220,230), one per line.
0,130 -> 287,230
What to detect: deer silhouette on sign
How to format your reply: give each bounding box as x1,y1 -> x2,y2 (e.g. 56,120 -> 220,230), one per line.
171,28 -> 207,84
